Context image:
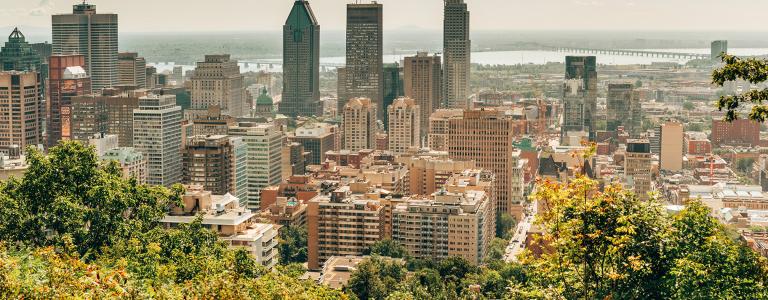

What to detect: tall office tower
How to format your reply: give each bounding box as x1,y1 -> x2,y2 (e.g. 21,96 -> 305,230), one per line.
307,188 -> 385,270
290,123 -> 337,165
145,66 -> 158,88
404,52 -> 442,139
182,135 -> 248,201
711,40 -> 728,61
387,97 -> 420,154
563,56 -> 597,139
71,89 -> 144,147
443,0 -> 470,109
342,98 -> 377,151
117,52 -> 147,89
190,55 -> 246,117
0,28 -> 43,72
228,122 -> 284,210
625,139 -> 652,200
382,63 -> 404,130
133,94 -> 182,187
0,71 -> 43,148
659,122 -> 684,172
47,55 -> 91,147
428,109 -> 463,151
606,83 -> 642,135
280,0 -> 322,118
447,110 -> 525,216
52,3 -> 118,91
172,66 -> 184,85
341,2 -> 383,119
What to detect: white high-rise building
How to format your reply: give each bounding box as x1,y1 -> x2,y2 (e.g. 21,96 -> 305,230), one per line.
228,122 -> 284,210
387,97 -> 420,154
133,94 -> 182,187
443,0 -> 470,109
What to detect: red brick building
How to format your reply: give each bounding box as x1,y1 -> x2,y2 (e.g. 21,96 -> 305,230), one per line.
712,119 -> 760,147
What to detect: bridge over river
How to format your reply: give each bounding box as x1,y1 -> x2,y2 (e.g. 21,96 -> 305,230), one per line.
549,46 -> 711,60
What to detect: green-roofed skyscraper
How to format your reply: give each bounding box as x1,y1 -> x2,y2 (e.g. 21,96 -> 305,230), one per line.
280,0 -> 322,118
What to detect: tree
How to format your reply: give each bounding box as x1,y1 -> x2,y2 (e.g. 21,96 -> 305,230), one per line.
365,239 -> 408,259
346,256 -> 406,300
496,213 -> 516,240
683,101 -> 696,111
712,54 -> 768,122
0,142 -> 182,256
736,158 -> 756,174
278,226 -> 308,264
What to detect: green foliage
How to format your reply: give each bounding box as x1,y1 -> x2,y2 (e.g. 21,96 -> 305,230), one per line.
279,226 -> 308,264
736,158 -> 756,174
683,101 -> 696,111
0,142 -> 348,299
346,256 -> 407,300
496,212 -> 516,240
365,239 -> 408,259
713,54 -> 768,122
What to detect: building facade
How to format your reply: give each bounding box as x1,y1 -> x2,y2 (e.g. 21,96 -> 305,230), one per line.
0,71 -> 43,148
280,0 -> 322,117
190,54 -> 246,117
443,0 -> 471,109
404,52 -> 441,139
71,89 -> 143,147
117,52 -> 146,89
228,122 -> 284,210
182,135 -> 248,202
47,55 -> 91,147
625,139 -> 652,200
340,3 -> 383,119
712,119 -> 760,147
290,123 -> 337,165
52,3 -> 118,91
562,56 -> 597,139
101,147 -> 148,185
606,83 -> 642,136
387,97 -> 420,155
0,28 -> 43,73
660,122 -> 684,172
133,94 -> 182,187
342,98 -> 377,151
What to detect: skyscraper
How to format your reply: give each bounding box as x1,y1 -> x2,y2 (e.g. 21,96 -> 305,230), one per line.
133,94 -> 182,187
47,55 -> 91,147
228,122 -> 284,210
342,98 -> 377,151
659,122 -> 684,172
0,71 -> 43,149
404,52 -> 442,139
711,40 -> 728,61
52,3 -> 118,91
606,83 -> 642,135
382,63 -> 404,130
182,135 -> 248,202
625,139 -> 652,200
387,97 -> 420,155
562,56 -> 597,140
443,0 -> 471,109
71,89 -> 143,147
280,0 -> 322,117
341,2 -> 383,119
117,52 -> 147,89
190,55 -> 246,117
0,28 -> 43,73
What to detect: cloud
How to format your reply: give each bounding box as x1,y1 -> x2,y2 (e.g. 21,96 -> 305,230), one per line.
29,0 -> 54,16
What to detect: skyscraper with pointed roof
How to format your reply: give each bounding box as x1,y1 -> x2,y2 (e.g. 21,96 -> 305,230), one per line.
0,28 -> 43,73
280,0 -> 322,118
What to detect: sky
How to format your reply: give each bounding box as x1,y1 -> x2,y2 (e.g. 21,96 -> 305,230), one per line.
0,0 -> 767,33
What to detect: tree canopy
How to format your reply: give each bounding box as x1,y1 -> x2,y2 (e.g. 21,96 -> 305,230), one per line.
713,54 -> 768,122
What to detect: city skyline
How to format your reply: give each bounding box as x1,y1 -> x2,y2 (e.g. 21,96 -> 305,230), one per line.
2,0 -> 768,34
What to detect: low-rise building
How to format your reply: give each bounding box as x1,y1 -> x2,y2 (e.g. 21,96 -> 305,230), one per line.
101,147 -> 147,184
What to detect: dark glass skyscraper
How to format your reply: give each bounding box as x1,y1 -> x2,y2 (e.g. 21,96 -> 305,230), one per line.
340,2 -> 383,120
382,63 -> 403,130
0,28 -> 43,72
443,0 -> 470,109
280,0 -> 322,117
52,3 -> 118,91
562,56 -> 597,140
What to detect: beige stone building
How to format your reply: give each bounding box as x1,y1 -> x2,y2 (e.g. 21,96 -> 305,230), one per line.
396,150 -> 476,196
161,186 -> 278,268
428,109 -> 463,151
342,98 -> 377,151
660,121 -> 684,172
446,109 -> 526,216
404,53 -> 441,139
392,171 -> 494,265
307,186 -> 385,270
625,139 -> 653,200
191,55 -> 246,117
0,71 -> 42,149
387,97 -> 420,155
